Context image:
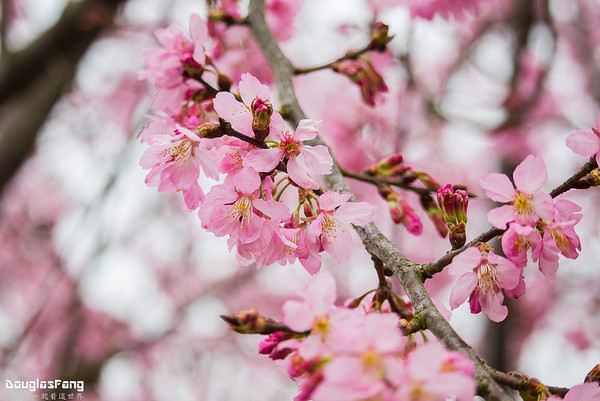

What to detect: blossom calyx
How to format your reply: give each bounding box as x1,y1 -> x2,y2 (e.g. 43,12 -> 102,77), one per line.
450,222 -> 467,249
368,22 -> 394,52
586,364 -> 600,383
196,121 -> 225,138
251,97 -> 274,142
574,168 -> 600,189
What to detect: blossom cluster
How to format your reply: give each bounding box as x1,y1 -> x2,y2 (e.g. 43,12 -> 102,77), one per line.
138,15 -> 377,274
448,154 -> 583,322
258,272 -> 476,401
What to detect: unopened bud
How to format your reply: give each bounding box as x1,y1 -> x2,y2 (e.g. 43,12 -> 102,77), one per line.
221,308 -> 266,334
368,22 -> 394,52
251,98 -> 273,142
585,364 -> 600,383
449,222 -> 466,249
575,168 -> 600,189
416,171 -> 440,190
389,196 -> 423,235
437,184 -> 469,226
196,122 -> 224,138
332,56 -> 387,106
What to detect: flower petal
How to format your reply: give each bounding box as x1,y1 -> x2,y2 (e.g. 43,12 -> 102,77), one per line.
513,154 -> 548,193
479,173 -> 515,202
449,272 -> 478,310
487,205 -> 515,229
566,129 -> 600,157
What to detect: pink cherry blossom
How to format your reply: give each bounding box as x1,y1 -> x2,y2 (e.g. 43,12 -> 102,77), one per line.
282,271 -> 337,334
198,168 -> 290,245
246,117 -> 333,189
311,313 -> 405,401
448,246 -> 522,322
501,222 -> 542,268
403,0 -> 481,21
140,125 -> 217,210
139,14 -> 208,114
479,154 -> 554,230
306,192 -> 377,264
389,341 -> 476,401
566,110 -> 600,167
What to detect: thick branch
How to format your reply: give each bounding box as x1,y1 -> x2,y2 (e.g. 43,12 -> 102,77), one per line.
247,1 -> 512,400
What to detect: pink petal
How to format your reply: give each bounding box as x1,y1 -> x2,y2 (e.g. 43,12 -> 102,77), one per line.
566,130 -> 600,157
189,14 -> 207,64
513,154 -> 547,193
213,92 -> 253,135
282,300 -> 313,332
294,119 -> 320,141
287,157 -> 320,189
253,198 -> 290,221
479,291 -> 508,322
533,192 -> 554,221
449,272 -> 478,309
245,148 -> 283,172
239,73 -> 270,106
323,228 -> 354,264
233,167 -> 261,194
335,202 -> 377,226
448,247 -> 481,276
303,271 -> 337,313
479,173 -> 515,202
487,205 -> 515,229
318,191 -> 352,211
301,145 -> 334,176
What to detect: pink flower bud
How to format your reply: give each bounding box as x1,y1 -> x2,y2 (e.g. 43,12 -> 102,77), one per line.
368,22 -> 394,52
251,97 -> 273,142
332,56 -> 387,106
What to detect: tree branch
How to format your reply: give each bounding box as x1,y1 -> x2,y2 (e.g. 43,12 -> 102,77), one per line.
247,1 -> 513,399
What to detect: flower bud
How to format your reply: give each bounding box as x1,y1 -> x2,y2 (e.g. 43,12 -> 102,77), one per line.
196,121 -> 224,138
575,168 -> 600,189
449,221 -> 466,249
368,22 -> 394,52
221,308 -> 266,334
332,56 -> 387,106
251,97 -> 273,142
437,184 -> 469,226
389,196 -> 423,235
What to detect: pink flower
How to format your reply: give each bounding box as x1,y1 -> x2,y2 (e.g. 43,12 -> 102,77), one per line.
479,154 -> 554,230
311,313 -> 405,401
246,117 -> 333,189
501,222 -> 542,268
282,271 -> 337,335
139,14 -> 208,114
306,192 -> 377,264
198,168 -> 290,245
566,111 -> 600,167
389,341 -> 476,401
140,125 -> 216,210
448,246 -> 522,322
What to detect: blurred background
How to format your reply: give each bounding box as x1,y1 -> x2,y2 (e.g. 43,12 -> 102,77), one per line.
1,0 -> 600,400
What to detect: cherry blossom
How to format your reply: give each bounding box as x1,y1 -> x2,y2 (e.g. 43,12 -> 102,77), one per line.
448,246 -> 522,322
246,117 -> 333,189
306,192 -> 377,264
479,154 -> 554,230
